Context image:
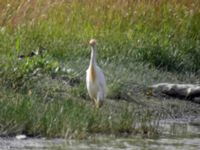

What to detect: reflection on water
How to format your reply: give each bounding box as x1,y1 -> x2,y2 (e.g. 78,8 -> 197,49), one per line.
0,117 -> 200,150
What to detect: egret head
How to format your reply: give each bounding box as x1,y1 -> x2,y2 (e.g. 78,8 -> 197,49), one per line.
89,39 -> 97,47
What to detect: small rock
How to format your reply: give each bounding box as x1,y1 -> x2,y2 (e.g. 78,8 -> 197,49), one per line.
16,134 -> 27,140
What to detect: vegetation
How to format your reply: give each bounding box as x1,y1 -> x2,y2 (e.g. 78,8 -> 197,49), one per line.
0,0 -> 200,138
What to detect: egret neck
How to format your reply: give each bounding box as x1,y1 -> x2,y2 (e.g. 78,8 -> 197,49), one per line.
89,45 -> 97,82
90,45 -> 97,65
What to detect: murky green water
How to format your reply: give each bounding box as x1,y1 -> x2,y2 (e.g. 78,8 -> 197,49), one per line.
1,117 -> 200,150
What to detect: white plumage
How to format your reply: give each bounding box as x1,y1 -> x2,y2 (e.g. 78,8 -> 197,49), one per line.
86,39 -> 106,108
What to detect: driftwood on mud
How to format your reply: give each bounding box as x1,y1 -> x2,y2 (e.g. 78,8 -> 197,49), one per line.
150,83 -> 200,103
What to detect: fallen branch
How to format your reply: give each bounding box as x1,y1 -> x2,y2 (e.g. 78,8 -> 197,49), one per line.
150,83 -> 200,103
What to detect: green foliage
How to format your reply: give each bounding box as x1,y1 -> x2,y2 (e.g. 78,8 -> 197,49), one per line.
0,87 -> 146,138
0,0 -> 200,72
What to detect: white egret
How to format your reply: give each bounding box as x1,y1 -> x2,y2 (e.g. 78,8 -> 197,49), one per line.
86,39 -> 106,108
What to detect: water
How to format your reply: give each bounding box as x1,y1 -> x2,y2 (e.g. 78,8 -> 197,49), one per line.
1,136 -> 200,150
1,117 -> 200,150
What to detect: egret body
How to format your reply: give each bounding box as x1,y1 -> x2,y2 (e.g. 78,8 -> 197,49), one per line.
86,39 -> 106,108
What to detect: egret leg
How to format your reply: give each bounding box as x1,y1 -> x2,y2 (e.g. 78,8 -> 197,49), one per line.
93,98 -> 97,106
96,92 -> 104,108
95,100 -> 103,108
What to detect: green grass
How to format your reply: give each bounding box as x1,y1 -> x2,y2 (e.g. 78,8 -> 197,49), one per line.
0,86 -> 160,138
0,0 -> 200,138
1,0 -> 200,71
